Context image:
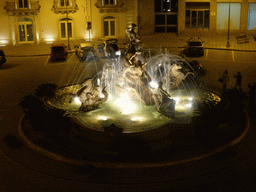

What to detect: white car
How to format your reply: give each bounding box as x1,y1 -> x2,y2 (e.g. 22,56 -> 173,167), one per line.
75,43 -> 96,60
184,37 -> 204,57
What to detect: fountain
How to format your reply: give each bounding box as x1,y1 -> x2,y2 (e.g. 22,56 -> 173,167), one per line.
43,24 -> 225,156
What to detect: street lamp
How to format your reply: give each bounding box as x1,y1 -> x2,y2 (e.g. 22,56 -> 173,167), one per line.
66,0 -> 71,51
226,2 -> 231,47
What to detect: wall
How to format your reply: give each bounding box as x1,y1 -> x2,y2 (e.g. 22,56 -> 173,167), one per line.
0,0 -> 136,45
138,0 -> 155,36
0,1 -> 10,45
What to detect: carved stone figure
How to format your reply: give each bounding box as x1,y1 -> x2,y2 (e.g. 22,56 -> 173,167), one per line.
114,24 -> 155,105
70,78 -> 108,112
153,81 -> 176,117
116,59 -> 155,105
124,23 -> 141,68
163,63 -> 194,89
126,23 -> 140,45
79,86 -> 108,112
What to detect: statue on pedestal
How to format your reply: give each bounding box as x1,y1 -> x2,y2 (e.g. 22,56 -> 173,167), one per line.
116,24 -> 155,105
153,81 -> 176,117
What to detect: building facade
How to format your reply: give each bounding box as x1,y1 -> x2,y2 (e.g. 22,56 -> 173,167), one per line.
1,0 -> 256,46
0,0 -> 137,45
138,0 -> 256,36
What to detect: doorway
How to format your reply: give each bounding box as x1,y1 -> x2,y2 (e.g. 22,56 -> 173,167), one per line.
18,18 -> 34,43
186,10 -> 209,30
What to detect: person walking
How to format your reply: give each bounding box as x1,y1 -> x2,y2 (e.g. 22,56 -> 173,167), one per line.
234,72 -> 242,90
221,70 -> 229,93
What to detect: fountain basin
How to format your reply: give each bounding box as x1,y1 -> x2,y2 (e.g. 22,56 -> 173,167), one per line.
44,84 -> 223,155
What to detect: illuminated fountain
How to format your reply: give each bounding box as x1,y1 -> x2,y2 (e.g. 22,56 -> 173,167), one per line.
45,25 -> 223,156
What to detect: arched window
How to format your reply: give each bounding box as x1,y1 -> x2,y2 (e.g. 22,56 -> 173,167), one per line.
103,16 -> 115,37
18,17 -> 34,42
59,18 -> 73,39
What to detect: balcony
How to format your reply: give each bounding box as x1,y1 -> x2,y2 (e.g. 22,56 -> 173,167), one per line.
95,0 -> 124,13
4,1 -> 41,15
53,0 -> 78,14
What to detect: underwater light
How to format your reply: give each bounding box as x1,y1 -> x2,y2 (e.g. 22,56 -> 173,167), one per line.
98,116 -> 108,121
185,103 -> 193,108
173,97 -> 180,104
114,93 -> 137,114
131,117 -> 144,121
108,94 -> 113,100
116,50 -> 121,56
100,92 -> 105,98
74,97 -> 82,105
150,81 -> 159,89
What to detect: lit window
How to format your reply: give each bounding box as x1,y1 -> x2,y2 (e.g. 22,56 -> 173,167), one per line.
155,0 -> 178,13
18,18 -> 34,42
53,0 -> 77,13
95,0 -> 124,12
105,0 -> 114,6
154,0 -> 178,33
216,3 -> 241,30
59,18 -> 73,39
19,0 -> 28,8
248,3 -> 256,30
104,16 -> 115,37
60,0 -> 70,7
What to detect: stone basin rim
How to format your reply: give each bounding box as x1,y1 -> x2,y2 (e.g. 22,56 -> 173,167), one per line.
18,109 -> 250,168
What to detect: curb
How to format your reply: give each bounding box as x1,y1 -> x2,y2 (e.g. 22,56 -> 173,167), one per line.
204,47 -> 256,52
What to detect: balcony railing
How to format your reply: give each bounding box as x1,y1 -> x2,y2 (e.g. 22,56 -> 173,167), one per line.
53,0 -> 78,13
4,1 -> 41,15
95,0 -> 124,13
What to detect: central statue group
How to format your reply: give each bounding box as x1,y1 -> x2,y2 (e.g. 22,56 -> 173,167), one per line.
116,23 -> 176,116
74,23 -> 176,117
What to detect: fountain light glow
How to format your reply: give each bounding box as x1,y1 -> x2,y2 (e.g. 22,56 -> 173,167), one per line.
74,96 -> 82,105
150,81 -> 159,89
97,116 -> 108,121
184,103 -> 193,108
131,117 -> 144,121
114,92 -> 137,114
173,97 -> 180,104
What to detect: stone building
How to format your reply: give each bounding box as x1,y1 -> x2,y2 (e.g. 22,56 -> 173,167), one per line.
0,0 -> 137,45
139,0 -> 256,36
1,0 -> 256,46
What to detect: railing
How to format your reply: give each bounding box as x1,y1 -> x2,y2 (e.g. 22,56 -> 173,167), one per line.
95,0 -> 124,13
53,0 -> 78,13
5,1 -> 40,12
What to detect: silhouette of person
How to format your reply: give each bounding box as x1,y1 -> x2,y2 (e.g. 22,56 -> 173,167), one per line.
234,72 -> 242,90
221,70 -> 229,93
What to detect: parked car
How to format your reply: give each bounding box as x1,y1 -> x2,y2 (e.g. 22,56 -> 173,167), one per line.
75,42 -> 96,61
50,44 -> 68,60
105,39 -> 121,58
187,60 -> 206,77
184,37 -> 204,57
178,59 -> 206,78
0,50 -> 6,66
